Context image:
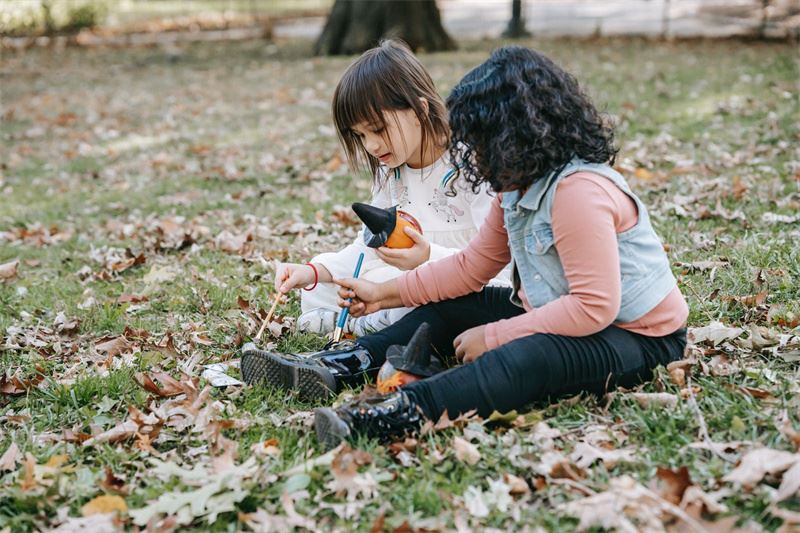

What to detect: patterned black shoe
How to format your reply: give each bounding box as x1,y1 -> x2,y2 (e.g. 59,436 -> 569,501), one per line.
314,390 -> 423,450
240,341 -> 376,402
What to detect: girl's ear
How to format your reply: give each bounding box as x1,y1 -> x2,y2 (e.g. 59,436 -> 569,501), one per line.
418,97 -> 429,116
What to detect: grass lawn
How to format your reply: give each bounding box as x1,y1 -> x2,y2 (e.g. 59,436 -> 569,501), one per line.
1,37 -> 799,531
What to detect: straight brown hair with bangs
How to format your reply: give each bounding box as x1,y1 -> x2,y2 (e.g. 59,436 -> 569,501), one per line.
332,40 -> 450,182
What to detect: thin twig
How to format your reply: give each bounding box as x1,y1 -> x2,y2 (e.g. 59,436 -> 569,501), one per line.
686,375 -> 737,463
682,279 -> 716,324
549,478 -> 597,496
255,293 -> 282,341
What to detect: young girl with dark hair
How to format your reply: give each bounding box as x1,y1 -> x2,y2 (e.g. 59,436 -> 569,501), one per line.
271,40 -> 507,337
241,41 -> 507,396
307,45 -> 690,448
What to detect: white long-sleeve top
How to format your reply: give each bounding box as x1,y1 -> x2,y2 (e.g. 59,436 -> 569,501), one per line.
312,153 -> 509,285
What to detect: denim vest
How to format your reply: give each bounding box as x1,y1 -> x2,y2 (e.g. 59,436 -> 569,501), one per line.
501,159 -> 676,323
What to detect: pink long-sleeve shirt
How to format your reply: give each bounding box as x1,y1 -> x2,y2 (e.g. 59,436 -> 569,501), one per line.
397,172 -> 689,350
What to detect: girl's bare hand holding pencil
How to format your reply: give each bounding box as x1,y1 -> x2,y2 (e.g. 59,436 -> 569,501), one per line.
334,278 -> 402,316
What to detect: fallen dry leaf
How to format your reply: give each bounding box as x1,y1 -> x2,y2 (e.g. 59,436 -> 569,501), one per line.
214,230 -> 249,254
631,392 -> 679,409
559,475 -> 704,532
116,293 -> 149,304
99,467 -> 129,495
0,259 -> 19,282
81,495 -> 128,516
94,336 -> 133,358
688,321 -> 745,346
722,448 -> 798,489
49,513 -> 120,533
656,466 -> 692,505
570,441 -> 637,469
453,436 -> 481,466
680,485 -> 730,516
133,372 -> 195,398
0,442 -> 21,471
328,444 -> 380,500
775,459 -> 800,502
1,367 -> 46,396
674,260 -> 729,272
504,473 -> 531,495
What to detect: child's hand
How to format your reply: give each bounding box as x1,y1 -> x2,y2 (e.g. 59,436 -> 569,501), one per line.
453,325 -> 488,363
376,227 -> 430,270
274,262 -> 316,294
334,278 -> 403,317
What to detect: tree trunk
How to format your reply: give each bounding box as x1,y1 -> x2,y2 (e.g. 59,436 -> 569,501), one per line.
502,0 -> 530,39
314,0 -> 456,56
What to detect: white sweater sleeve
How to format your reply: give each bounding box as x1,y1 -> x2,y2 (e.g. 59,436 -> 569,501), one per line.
310,180 -> 391,279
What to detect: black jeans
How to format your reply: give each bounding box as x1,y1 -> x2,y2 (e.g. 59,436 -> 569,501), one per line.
358,287 -> 686,420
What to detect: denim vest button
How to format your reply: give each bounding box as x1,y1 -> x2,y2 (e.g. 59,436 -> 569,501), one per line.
534,274 -> 542,281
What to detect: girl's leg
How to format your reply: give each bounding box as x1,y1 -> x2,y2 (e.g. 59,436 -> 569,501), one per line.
357,286 -> 524,366
404,326 -> 687,420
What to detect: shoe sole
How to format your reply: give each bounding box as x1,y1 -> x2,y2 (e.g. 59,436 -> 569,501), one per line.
314,408 -> 351,450
240,346 -> 336,402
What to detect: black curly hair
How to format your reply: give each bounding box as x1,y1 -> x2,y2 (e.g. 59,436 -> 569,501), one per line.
447,46 -> 617,193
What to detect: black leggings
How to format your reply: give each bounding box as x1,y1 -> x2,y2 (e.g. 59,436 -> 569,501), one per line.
358,287 -> 686,420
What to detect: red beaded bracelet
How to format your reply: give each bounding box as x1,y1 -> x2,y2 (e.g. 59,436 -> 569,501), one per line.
303,263 -> 318,291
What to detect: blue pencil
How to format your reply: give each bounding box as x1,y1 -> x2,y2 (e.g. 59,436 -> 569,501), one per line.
333,252 -> 365,342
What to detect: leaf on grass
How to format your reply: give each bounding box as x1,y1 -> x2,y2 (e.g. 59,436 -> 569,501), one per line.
463,485 -> 490,518
778,410 -> 800,451
238,494 -> 316,532
109,251 -> 146,273
761,212 -> 800,224
656,466 -> 692,505
504,473 -> 531,495
99,467 -> 128,494
722,448 -> 799,489
558,475 -> 703,532
1,367 -> 46,396
674,260 -> 729,272
722,289 -> 769,309
570,441 -> 637,469
267,319 -> 291,339
0,259 -> 19,283
81,495 -> 128,516
453,436 -> 481,466
421,409 -> 479,434
631,392 -> 679,409
49,513 -> 119,533
250,438 -> 281,459
328,444 -> 378,500
94,336 -> 133,358
142,264 -> 178,285
680,485 -> 729,515
82,421 -> 139,447
688,321 -> 744,346
0,442 -> 21,471
214,230 -> 249,254
133,372 -> 193,397
769,504 -> 800,527
116,293 -> 148,304
775,459 -> 800,502
669,366 -> 686,387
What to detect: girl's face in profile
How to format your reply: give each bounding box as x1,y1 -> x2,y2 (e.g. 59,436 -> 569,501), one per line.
351,108 -> 424,169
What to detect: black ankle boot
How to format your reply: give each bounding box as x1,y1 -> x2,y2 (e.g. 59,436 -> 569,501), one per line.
240,340 -> 378,402
314,390 -> 423,449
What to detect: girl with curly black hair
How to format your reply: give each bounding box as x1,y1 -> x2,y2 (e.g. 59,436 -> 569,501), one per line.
293,47 -> 689,447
